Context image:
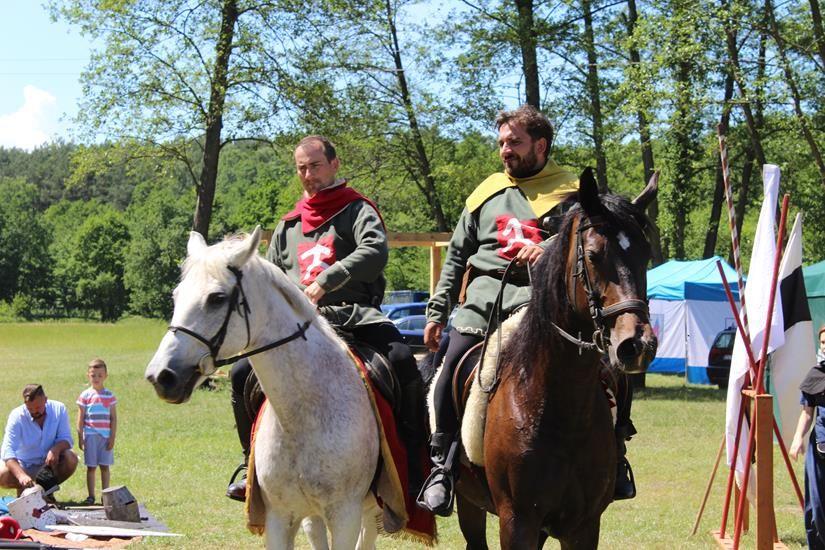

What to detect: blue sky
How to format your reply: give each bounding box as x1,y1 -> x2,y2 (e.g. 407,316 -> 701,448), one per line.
0,2 -> 91,150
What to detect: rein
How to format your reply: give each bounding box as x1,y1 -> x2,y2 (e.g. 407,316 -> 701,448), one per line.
553,215 -> 648,355
167,265 -> 313,375
477,212 -> 649,394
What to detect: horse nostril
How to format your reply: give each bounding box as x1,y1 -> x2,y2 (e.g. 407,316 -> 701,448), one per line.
155,368 -> 178,390
616,338 -> 641,361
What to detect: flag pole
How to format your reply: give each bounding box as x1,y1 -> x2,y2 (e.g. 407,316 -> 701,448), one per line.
719,126 -> 750,339
732,193 -> 790,550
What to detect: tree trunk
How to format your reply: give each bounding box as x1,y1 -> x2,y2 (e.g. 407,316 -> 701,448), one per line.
766,0 -> 825,187
626,0 -> 662,265
582,0 -> 608,192
809,0 -> 825,69
703,72 -> 735,259
672,60 -> 693,259
514,0 -> 540,108
386,0 -> 449,232
721,0 -> 767,168
193,0 -> 238,239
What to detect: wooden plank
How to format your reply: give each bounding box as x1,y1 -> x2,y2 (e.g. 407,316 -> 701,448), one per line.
387,231 -> 452,247
45,524 -> 182,538
429,245 -> 442,296
755,394 -> 775,550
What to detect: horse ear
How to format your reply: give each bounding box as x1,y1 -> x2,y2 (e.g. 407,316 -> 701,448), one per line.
632,171 -> 659,210
578,167 -> 601,215
187,231 -> 207,257
227,226 -> 262,268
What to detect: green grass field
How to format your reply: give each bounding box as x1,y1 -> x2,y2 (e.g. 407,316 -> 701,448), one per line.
0,319 -> 810,548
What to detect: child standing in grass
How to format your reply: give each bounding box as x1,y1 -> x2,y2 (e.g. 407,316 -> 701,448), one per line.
76,358 -> 117,505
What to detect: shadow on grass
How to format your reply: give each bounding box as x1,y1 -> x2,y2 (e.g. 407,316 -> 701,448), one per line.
636,384 -> 728,403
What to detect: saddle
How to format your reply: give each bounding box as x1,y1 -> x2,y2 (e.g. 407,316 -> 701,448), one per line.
242,340 -> 401,418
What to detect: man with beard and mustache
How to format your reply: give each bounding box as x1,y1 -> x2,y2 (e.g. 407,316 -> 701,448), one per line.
0,384 -> 77,498
417,105 -> 638,516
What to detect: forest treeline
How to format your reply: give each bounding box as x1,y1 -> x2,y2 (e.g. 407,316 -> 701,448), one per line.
0,0 -> 822,321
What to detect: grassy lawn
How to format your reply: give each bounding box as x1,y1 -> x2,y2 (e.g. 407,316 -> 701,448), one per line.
0,319 -> 809,548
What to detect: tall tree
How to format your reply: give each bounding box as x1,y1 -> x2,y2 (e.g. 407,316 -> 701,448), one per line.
50,0 -> 294,239
581,0 -> 609,191
624,0 -> 663,264
514,0 -> 541,107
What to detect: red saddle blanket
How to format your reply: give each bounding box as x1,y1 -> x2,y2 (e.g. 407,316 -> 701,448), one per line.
245,349 -> 436,545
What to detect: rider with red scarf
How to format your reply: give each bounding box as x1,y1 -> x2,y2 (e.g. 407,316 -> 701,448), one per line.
226,135 -> 424,501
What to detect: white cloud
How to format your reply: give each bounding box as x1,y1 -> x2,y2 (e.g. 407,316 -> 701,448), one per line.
0,85 -> 58,150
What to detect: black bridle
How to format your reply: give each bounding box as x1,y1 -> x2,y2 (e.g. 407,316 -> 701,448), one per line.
167,265 -> 313,375
552,215 -> 649,355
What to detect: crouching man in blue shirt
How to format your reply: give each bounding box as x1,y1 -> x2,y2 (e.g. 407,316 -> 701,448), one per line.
0,384 -> 77,496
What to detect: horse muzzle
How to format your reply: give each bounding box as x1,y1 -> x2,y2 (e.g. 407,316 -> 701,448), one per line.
145,360 -> 203,404
613,334 -> 657,374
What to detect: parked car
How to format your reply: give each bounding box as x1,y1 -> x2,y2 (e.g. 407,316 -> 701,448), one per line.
384,290 -> 429,305
393,314 -> 428,352
707,327 -> 736,388
381,301 -> 427,321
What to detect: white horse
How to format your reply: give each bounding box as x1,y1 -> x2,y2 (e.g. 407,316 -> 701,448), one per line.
145,227 -> 380,550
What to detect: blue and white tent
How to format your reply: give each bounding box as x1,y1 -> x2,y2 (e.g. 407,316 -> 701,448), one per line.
647,257 -> 742,384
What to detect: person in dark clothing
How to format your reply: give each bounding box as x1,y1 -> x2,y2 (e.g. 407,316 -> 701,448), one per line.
226,135 -> 424,501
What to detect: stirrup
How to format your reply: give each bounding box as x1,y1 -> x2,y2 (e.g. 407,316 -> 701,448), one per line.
228,462 -> 247,485
614,457 -> 636,500
416,466 -> 455,516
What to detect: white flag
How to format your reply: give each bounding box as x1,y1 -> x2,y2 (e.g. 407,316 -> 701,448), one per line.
771,213 -> 815,446
725,165 -> 785,474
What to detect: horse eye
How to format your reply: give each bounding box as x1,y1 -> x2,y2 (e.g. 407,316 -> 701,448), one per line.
587,250 -> 603,264
206,292 -> 227,306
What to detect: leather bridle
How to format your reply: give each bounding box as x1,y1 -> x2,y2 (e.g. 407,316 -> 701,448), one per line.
167,265 -> 313,376
552,215 -> 649,355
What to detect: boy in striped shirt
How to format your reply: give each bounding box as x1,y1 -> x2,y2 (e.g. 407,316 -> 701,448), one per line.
76,358 -> 117,505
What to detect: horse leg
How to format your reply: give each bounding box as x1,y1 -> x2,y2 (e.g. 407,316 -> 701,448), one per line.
498,505 -> 541,550
326,500 -> 364,550
356,496 -> 379,550
559,518 -> 600,550
301,515 -> 329,550
457,492 -> 488,550
264,510 -> 301,550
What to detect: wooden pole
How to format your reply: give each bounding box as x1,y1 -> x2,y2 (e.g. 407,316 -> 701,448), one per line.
754,393 -> 775,550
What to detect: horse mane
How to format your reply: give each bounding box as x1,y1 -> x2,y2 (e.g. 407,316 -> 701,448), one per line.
181,233 -> 320,323
503,192 -> 651,368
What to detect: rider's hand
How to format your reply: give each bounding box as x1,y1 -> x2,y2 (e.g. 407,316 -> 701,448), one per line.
303,282 -> 326,305
424,322 -> 443,353
515,244 -> 544,266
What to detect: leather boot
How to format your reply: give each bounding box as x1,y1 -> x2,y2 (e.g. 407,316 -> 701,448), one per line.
416,432 -> 458,517
399,377 -> 426,496
614,437 -> 636,500
226,458 -> 248,502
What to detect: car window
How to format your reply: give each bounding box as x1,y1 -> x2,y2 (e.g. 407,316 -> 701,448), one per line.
410,317 -> 427,330
395,319 -> 410,330
713,332 -> 734,349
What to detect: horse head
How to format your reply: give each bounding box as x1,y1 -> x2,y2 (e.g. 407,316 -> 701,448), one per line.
564,168 -> 658,374
145,227 -> 264,403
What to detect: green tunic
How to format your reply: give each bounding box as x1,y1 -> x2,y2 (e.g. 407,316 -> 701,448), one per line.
427,162 -> 578,335
268,199 -> 390,328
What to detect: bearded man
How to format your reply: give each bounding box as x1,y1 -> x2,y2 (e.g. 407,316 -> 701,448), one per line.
417,105 -> 637,516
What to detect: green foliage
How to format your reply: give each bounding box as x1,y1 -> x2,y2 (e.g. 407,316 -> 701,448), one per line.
0,178 -> 52,303
67,209 -> 130,321
124,180 -> 192,319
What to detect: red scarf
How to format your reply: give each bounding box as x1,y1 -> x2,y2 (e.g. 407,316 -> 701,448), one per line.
283,181 -> 385,234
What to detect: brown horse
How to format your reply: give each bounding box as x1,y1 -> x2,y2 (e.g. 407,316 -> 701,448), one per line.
455,169 -> 659,549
